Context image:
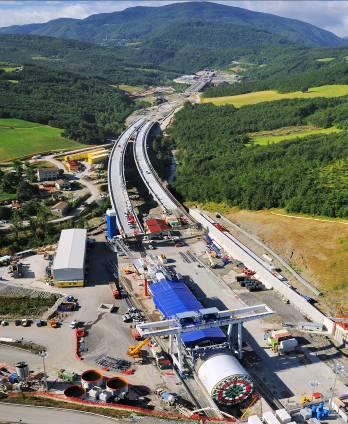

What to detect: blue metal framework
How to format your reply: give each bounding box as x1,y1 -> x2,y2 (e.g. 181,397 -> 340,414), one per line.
149,279 -> 226,347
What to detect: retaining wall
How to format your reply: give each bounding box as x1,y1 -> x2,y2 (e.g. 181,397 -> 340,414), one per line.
190,208 -> 329,327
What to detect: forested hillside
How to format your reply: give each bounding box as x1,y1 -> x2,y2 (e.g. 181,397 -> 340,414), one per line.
204,46 -> 348,97
1,2 -> 347,74
0,63 -> 136,144
0,35 -> 176,85
169,102 -> 348,218
2,2 -> 344,47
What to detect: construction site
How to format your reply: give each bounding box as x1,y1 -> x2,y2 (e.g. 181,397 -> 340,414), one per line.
0,92 -> 347,424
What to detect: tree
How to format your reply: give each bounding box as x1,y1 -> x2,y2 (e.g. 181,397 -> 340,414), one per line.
2,172 -> 19,193
10,211 -> 22,240
16,181 -> 39,201
0,206 -> 11,220
25,166 -> 36,183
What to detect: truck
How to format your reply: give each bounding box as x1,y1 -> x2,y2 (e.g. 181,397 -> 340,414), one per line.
206,251 -> 218,269
21,319 -> 30,327
243,267 -> 255,276
158,254 -> 167,265
57,302 -> 77,312
109,281 -> 121,299
262,253 -> 273,263
48,319 -> 59,328
58,369 -> 78,383
130,326 -> 142,341
266,329 -> 298,354
0,256 -> 11,266
151,344 -> 171,370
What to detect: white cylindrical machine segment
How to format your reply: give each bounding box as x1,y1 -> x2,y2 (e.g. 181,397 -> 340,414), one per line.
197,353 -> 254,405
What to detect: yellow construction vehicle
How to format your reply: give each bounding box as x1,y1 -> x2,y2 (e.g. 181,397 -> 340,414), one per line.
127,338 -> 150,358
300,394 -> 313,406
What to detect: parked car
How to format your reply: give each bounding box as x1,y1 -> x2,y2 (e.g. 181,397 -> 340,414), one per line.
69,320 -> 78,329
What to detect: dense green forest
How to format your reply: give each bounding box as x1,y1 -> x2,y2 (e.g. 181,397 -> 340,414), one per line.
0,35 -> 176,86
204,47 -> 348,97
0,63 -> 136,144
168,102 -> 348,218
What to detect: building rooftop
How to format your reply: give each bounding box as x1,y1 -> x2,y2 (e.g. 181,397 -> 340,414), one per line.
53,229 -> 87,271
52,201 -> 68,210
37,167 -> 57,172
144,218 -> 171,234
149,278 -> 225,347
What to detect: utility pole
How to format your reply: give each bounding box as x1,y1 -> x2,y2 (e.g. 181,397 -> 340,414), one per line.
39,350 -> 48,391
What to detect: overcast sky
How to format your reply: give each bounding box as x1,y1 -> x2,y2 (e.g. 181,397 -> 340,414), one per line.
1,1 -> 348,37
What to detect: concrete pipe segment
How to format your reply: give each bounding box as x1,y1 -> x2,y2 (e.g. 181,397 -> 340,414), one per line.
81,369 -> 104,390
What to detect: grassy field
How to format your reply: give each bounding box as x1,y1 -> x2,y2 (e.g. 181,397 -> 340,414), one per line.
196,202 -> 348,312
0,66 -> 19,72
31,55 -> 63,62
202,84 -> 348,107
249,125 -> 342,145
2,396 -> 132,419
0,192 -> 16,202
316,57 -> 335,62
0,295 -> 58,318
30,160 -> 56,169
117,84 -> 145,94
0,118 -> 86,162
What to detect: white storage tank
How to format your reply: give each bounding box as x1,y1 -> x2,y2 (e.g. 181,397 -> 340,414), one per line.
196,353 -> 254,405
263,411 -> 281,424
275,409 -> 292,424
248,415 -> 263,424
279,338 -> 298,353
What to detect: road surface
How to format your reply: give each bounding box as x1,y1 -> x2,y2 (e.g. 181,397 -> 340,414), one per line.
0,403 -> 118,424
108,119 -> 144,237
133,121 -> 179,214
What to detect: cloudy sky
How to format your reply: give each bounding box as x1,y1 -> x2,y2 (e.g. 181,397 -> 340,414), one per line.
1,1 -> 348,37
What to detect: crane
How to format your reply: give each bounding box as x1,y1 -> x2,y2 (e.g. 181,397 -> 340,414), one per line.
127,338 -> 150,358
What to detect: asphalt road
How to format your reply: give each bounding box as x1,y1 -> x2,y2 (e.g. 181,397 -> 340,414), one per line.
0,403 -> 194,424
134,121 -> 178,213
108,120 -> 144,237
0,403 -> 118,424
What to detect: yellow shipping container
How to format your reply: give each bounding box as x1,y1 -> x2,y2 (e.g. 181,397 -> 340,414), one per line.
65,148 -> 105,162
87,152 -> 109,165
54,280 -> 84,288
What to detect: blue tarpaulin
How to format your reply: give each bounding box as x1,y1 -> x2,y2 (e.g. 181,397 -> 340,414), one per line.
149,279 -> 226,347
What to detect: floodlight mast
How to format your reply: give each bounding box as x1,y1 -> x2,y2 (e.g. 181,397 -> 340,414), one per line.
136,304 -> 274,373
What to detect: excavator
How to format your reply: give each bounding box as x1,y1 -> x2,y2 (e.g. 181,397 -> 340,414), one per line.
127,338 -> 150,358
